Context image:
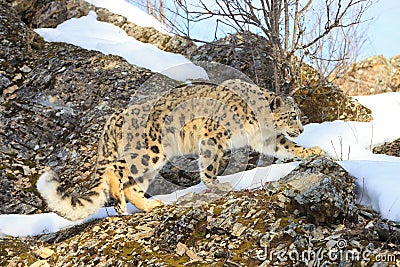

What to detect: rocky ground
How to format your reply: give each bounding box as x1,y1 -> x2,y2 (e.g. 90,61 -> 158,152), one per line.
1,1 -> 399,266
373,139 -> 400,157
2,157 -> 400,266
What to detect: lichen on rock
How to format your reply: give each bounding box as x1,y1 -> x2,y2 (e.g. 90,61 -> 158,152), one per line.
373,138 -> 400,157
292,83 -> 373,123
269,157 -> 357,224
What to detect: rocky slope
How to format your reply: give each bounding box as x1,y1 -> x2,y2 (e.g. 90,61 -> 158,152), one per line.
0,0 -> 154,214
1,1 -> 399,266
333,55 -> 400,96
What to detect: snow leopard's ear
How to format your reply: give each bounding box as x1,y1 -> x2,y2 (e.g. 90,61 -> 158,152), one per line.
269,96 -> 283,111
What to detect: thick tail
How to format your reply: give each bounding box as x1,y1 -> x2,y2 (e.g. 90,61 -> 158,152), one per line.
36,169 -> 109,221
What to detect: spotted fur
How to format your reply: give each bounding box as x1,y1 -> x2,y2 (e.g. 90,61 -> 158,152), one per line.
37,79 -> 323,220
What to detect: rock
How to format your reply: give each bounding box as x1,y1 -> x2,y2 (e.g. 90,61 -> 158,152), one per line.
33,247 -> 54,259
95,8 -> 196,55
30,260 -> 50,267
175,242 -> 187,256
20,65 -> 32,73
333,55 -> 400,95
293,83 -> 373,123
185,248 -> 202,261
190,32 -> 279,91
274,157 -> 358,224
11,0 -> 92,28
132,226 -> 155,241
3,85 -> 18,95
373,138 -> 400,157
231,222 -> 247,237
175,242 -> 202,262
0,75 -> 12,91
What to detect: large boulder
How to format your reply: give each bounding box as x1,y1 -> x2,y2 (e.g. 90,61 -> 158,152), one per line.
293,83 -> 373,123
270,157 -> 357,224
290,61 -> 373,123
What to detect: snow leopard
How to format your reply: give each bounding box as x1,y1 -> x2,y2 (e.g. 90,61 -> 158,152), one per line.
37,79 -> 324,220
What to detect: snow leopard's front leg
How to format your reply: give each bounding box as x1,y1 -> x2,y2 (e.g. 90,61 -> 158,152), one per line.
275,134 -> 324,160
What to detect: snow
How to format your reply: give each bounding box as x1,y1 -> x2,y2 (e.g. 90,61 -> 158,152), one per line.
1,0 -> 399,238
85,0 -> 170,35
0,213 -> 80,238
34,11 -> 206,81
339,160 -> 400,222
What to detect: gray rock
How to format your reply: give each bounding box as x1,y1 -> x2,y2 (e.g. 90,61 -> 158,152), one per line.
0,74 -> 12,91
272,157 -> 357,224
373,138 -> 400,157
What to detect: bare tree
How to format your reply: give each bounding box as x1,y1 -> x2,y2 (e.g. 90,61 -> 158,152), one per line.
134,0 -> 167,25
164,0 -> 372,94
301,1 -> 371,83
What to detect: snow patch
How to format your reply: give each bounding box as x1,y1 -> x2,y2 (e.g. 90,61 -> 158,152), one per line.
85,0 -> 170,35
35,11 -> 204,81
340,160 -> 400,222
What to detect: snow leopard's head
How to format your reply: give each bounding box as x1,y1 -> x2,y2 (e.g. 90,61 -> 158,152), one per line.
270,96 -> 304,138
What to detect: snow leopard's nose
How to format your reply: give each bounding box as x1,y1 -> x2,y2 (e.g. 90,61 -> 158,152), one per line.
299,126 -> 304,134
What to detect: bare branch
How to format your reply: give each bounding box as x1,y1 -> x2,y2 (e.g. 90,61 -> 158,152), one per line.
161,0 -> 372,92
